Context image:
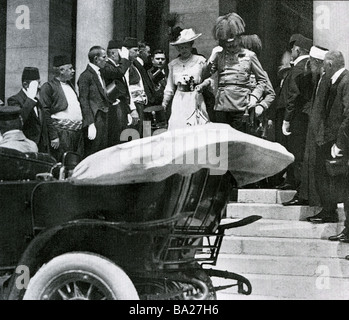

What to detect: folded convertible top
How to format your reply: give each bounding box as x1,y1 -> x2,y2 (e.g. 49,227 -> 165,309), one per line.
71,123 -> 294,187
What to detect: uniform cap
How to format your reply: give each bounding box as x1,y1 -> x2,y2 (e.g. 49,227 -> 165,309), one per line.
0,106 -> 21,121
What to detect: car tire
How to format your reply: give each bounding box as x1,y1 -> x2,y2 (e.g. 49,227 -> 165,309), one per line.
23,252 -> 139,300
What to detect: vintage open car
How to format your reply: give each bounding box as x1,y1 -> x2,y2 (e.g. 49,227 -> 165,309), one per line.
0,124 -> 293,300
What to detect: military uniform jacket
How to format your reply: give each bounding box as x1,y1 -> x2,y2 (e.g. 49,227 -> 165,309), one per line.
207,48 -> 268,112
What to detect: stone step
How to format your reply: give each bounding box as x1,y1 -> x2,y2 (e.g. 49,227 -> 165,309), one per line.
211,273 -> 349,300
221,218 -> 344,240
220,236 -> 349,259
227,203 -> 346,222
215,254 -> 349,278
238,189 -> 296,204
216,292 -> 295,300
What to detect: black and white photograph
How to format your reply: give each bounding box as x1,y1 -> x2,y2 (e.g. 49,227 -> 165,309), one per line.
0,0 -> 348,303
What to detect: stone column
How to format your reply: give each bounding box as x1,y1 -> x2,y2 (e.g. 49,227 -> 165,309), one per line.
314,1 -> 349,64
75,0 -> 114,87
5,0 -> 50,99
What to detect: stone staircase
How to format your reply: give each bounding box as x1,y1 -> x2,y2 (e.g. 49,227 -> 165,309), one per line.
212,189 -> 349,300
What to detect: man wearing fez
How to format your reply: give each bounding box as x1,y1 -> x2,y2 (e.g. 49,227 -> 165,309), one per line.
78,46 -> 109,157
124,37 -> 155,137
0,105 -> 38,153
280,34 -> 314,191
101,40 -> 139,146
40,55 -> 84,162
8,67 -> 55,153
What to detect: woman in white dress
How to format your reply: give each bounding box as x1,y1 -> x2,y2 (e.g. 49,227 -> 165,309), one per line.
162,29 -> 212,130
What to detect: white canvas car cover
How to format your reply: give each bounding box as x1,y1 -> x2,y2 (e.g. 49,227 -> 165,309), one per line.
71,124 -> 294,187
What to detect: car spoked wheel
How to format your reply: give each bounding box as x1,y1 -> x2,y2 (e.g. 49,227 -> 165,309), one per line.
23,253 -> 139,300
39,272 -> 117,300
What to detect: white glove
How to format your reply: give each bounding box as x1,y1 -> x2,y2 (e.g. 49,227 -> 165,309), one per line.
119,47 -> 130,60
26,81 -> 39,100
88,123 -> 97,141
209,46 -> 223,63
248,96 -> 258,109
331,144 -> 343,158
282,120 -> 292,136
130,109 -> 139,122
255,105 -> 264,117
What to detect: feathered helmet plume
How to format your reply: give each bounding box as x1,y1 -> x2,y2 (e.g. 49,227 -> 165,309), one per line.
241,34 -> 263,55
213,12 -> 246,41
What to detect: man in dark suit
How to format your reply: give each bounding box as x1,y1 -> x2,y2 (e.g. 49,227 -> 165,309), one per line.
78,46 -> 109,157
280,35 -> 314,191
7,67 -> 56,153
123,37 -> 155,137
40,55 -> 84,161
101,40 -> 139,146
307,51 -> 349,229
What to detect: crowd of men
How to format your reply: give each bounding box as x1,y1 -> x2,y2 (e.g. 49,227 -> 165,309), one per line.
0,37 -> 168,160
0,14 -> 348,243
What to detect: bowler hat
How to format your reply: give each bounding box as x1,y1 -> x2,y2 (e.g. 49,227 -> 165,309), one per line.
21,67 -> 40,82
123,37 -> 138,49
53,55 -> 71,68
0,106 -> 22,121
108,39 -> 123,50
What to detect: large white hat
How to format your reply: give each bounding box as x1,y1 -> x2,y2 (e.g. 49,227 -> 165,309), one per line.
170,28 -> 202,46
310,46 -> 329,60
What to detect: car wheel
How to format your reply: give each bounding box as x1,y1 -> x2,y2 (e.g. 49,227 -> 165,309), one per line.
23,252 -> 139,300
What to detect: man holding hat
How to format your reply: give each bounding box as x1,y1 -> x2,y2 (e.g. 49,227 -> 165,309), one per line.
278,34 -> 314,191
101,40 -> 139,146
123,37 -> 155,137
7,67 -> 53,153
0,105 -> 38,153
40,55 -> 83,162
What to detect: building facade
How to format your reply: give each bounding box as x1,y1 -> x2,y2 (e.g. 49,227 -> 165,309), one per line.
0,0 -> 348,102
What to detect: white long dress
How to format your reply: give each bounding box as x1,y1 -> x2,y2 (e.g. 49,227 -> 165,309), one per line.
164,54 -> 209,130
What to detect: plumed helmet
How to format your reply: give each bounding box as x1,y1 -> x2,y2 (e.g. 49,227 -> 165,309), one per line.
213,12 -> 246,41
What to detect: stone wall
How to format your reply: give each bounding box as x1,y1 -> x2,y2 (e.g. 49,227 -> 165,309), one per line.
5,0 -> 50,100
169,0 -> 219,61
314,1 -> 349,65
48,0 -> 76,82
